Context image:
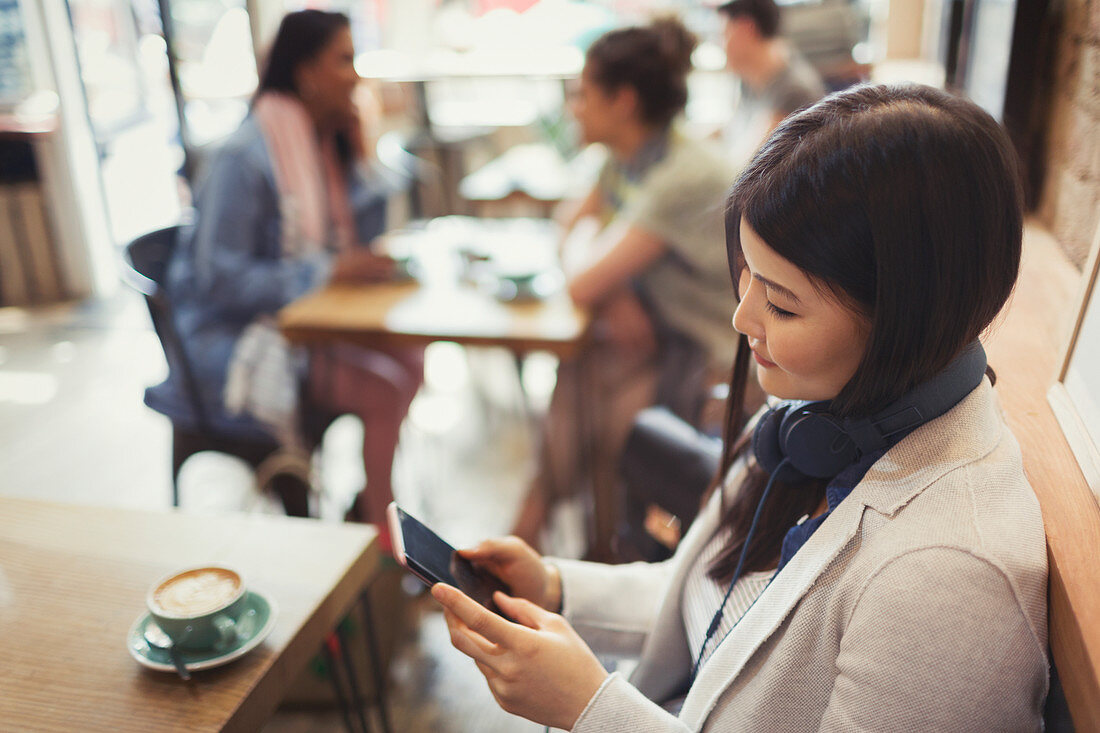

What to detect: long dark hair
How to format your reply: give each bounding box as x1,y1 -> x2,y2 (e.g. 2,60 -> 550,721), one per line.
709,84 -> 1024,582
585,16 -> 696,129
255,10 -> 354,164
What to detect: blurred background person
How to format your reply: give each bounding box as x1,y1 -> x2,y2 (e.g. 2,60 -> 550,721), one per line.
152,10 -> 421,543
510,16 -> 736,552
717,0 -> 826,167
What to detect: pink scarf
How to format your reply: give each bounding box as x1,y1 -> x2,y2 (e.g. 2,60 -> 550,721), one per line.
252,91 -> 356,255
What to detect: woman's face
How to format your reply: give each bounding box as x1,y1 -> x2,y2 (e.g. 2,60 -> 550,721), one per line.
732,217 -> 870,402
296,26 -> 358,124
569,64 -> 626,145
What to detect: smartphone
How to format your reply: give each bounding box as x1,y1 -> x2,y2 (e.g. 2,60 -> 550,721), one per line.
387,502 -> 512,615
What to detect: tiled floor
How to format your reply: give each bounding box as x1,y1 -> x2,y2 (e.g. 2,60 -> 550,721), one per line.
0,287 -> 558,732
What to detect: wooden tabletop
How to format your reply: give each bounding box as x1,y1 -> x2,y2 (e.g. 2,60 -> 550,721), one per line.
278,218 -> 591,359
280,281 -> 589,357
0,497 -> 380,732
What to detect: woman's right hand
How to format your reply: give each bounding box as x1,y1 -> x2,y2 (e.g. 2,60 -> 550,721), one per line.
459,536 -> 562,612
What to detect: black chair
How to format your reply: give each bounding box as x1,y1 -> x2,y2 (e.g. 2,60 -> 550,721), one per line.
122,223 -> 331,516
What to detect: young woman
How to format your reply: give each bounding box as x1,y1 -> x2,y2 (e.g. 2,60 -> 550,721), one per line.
432,84 -> 1048,731
512,17 -> 737,546
158,11 -> 421,532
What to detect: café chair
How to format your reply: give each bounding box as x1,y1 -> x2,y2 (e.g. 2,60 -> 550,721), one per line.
121,222 -> 332,516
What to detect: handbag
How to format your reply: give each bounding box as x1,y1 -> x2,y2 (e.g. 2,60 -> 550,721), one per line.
619,406 -> 722,560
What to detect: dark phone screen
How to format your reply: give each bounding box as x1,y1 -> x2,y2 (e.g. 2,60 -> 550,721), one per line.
395,507 -> 511,614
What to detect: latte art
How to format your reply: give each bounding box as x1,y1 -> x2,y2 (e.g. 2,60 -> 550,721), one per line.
153,567 -> 241,617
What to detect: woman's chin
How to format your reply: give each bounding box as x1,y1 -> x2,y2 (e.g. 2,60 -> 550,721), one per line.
757,377 -> 833,404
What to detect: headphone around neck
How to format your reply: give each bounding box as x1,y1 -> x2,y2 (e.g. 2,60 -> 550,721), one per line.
751,341 -> 989,483
693,342 -> 989,681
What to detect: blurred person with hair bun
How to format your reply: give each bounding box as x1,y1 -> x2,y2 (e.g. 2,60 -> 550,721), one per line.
511,16 -> 737,550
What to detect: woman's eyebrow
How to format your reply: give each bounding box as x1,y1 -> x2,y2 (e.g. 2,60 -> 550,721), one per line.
753,273 -> 802,305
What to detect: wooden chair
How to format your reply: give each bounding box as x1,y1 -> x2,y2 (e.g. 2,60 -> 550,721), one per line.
122,223 -> 333,515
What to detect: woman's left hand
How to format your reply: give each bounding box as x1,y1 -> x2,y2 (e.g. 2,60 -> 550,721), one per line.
432,583 -> 609,730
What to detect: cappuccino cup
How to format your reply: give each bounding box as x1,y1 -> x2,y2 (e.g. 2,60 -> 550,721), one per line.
147,565 -> 246,650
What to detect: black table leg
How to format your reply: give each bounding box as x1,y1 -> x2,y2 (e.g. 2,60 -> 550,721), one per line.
359,588 -> 394,733
335,622 -> 371,733
321,633 -> 362,733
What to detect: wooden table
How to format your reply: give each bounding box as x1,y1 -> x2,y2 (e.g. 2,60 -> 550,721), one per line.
278,217 -> 591,359
0,497 -> 381,732
278,217 -> 613,557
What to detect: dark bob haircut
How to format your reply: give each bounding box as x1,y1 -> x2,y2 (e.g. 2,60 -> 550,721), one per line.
725,82 -> 1023,427
709,83 -> 1023,581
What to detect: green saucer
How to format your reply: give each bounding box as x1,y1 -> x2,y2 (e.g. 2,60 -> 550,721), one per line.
128,590 -> 277,673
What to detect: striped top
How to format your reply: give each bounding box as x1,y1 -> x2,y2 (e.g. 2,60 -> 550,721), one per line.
682,526 -> 775,673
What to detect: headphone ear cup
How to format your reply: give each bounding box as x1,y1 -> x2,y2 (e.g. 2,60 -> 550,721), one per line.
779,407 -> 859,479
752,403 -> 791,477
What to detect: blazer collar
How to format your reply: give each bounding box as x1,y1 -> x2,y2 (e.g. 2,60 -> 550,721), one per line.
850,378 -> 1002,516
678,380 -> 1003,729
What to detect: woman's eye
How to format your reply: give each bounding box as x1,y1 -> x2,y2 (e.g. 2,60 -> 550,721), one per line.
765,301 -> 796,319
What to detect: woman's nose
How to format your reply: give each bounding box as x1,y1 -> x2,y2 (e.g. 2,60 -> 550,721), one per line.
732,281 -> 763,341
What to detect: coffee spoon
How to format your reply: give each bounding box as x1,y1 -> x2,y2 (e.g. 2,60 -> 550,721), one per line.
143,619 -> 192,680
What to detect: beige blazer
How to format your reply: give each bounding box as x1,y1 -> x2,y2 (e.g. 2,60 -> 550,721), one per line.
557,380 -> 1049,731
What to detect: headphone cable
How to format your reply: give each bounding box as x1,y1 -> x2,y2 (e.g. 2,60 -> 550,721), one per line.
690,456 -> 788,681
540,457 -> 790,727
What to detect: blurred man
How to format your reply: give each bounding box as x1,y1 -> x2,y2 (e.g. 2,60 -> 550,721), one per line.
718,0 -> 826,165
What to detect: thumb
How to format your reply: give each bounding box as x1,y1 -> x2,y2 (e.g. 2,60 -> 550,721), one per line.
461,537 -> 513,562
457,543 -> 493,564
494,591 -> 549,629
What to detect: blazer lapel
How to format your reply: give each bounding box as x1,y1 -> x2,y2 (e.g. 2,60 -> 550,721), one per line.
676,381 -> 1002,730
678,493 -> 866,729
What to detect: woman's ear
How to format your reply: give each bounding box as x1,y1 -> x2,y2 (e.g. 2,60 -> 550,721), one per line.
611,85 -> 640,121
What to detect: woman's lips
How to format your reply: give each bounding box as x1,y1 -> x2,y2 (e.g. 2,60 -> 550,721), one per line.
752,350 -> 776,368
